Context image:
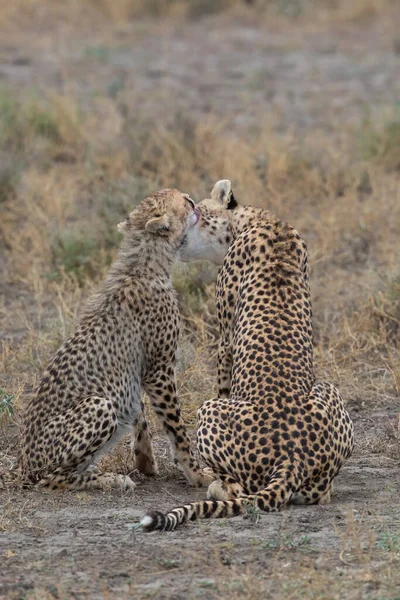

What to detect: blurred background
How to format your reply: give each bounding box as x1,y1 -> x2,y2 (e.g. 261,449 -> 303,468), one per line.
1,0 -> 400,451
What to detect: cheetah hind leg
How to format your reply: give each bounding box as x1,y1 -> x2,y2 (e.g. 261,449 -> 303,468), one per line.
292,481 -> 333,505
38,396 -> 135,492
131,410 -> 158,476
40,468 -> 136,491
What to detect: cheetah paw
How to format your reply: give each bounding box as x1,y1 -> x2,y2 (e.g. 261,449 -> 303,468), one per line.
119,475 -> 136,492
207,480 -> 228,500
103,473 -> 136,492
207,479 -> 244,500
194,467 -> 215,487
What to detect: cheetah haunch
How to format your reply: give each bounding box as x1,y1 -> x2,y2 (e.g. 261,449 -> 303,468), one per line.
5,189 -> 212,491
141,180 -> 354,530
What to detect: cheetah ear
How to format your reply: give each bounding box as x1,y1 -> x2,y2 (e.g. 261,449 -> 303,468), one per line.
211,179 -> 237,210
145,214 -> 170,235
117,217 -> 130,233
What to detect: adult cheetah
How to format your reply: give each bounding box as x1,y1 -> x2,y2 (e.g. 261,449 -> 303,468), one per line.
141,180 -> 354,531
3,189 -> 212,491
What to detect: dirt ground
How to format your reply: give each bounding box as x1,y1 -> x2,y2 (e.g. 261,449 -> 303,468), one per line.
0,409 -> 400,600
1,2 -> 400,599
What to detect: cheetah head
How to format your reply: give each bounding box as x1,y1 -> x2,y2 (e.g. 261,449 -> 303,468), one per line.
117,188 -> 199,248
179,179 -> 236,265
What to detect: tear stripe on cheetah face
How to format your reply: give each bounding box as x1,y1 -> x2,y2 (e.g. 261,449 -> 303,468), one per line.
1,189 -> 212,491
141,179 -> 354,531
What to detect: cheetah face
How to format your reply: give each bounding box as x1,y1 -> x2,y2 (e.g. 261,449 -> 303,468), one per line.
179,180 -> 236,265
179,200 -> 232,265
118,189 -> 199,248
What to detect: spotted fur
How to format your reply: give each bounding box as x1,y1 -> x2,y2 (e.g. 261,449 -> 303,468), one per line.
141,180 -> 354,531
1,189 -> 212,491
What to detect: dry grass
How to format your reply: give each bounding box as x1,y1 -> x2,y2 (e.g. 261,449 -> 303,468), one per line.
1,85 -> 400,426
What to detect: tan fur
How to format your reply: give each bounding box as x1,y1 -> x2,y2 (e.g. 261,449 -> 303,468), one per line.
2,189 -> 212,492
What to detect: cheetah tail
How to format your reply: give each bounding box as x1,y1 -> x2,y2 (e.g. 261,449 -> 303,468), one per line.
140,498 -> 242,532
140,473 -> 296,532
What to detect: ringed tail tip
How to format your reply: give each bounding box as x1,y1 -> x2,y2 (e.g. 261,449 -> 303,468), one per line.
140,511 -> 166,532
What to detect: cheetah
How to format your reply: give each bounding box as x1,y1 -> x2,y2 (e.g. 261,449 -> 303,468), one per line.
2,189 -> 212,491
141,180 -> 354,531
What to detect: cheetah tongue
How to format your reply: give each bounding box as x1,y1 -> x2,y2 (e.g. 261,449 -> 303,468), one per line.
193,208 -> 200,225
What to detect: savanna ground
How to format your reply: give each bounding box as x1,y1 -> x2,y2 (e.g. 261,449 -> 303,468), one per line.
1,0 -> 400,598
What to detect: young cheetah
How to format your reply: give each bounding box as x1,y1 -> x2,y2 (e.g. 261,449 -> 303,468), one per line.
141,180 -> 354,531
3,189 -> 212,491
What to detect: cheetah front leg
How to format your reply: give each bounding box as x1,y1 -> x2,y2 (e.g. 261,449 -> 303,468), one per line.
217,339 -> 233,398
131,408 -> 158,475
144,367 -> 213,487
